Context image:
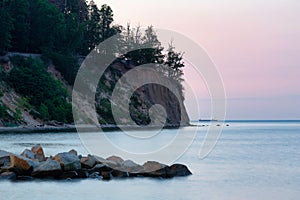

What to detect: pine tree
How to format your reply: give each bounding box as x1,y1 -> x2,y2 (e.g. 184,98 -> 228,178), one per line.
0,5 -> 14,54
10,0 -> 30,52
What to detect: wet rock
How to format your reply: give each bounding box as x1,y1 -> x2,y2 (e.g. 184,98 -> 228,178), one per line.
0,171 -> 16,181
76,169 -> 89,179
101,171 -> 111,180
141,162 -> 192,178
143,161 -> 167,173
31,144 -> 45,162
106,155 -> 124,165
59,171 -> 78,179
93,155 -> 118,168
168,164 -> 192,177
80,155 -> 97,169
68,149 -> 78,156
21,149 -> 35,160
0,150 -> 11,166
90,164 -> 112,173
111,169 -> 129,178
16,176 -> 34,181
121,160 -> 143,173
89,172 -> 100,179
9,154 -> 39,173
53,152 -> 81,171
142,161 -> 170,178
32,159 -> 62,178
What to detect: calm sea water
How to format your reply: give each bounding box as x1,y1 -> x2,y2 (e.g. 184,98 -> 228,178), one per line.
0,121 -> 299,200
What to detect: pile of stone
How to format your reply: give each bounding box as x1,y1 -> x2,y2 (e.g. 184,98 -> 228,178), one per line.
0,145 -> 192,181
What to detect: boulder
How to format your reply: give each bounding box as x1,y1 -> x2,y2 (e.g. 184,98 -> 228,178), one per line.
32,159 -> 62,178
168,164 -> 192,177
90,164 -> 112,173
0,150 -> 11,166
141,163 -> 192,178
111,169 -> 129,178
59,171 -> 78,179
120,160 -> 143,173
101,171 -> 111,180
68,149 -> 78,156
80,155 -> 97,169
21,149 -> 35,160
9,154 -> 39,173
0,171 -> 16,181
76,169 -> 89,178
31,144 -> 45,162
93,155 -> 118,168
106,155 -> 124,165
142,161 -> 167,173
52,152 -> 81,171
89,172 -> 100,179
142,161 -> 169,178
16,176 -> 34,181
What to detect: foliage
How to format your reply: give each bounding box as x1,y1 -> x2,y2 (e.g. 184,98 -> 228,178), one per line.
8,56 -> 72,123
0,6 -> 14,54
0,102 -> 7,118
0,0 -> 186,125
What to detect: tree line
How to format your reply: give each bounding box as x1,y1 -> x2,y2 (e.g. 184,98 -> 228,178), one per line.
0,0 -> 119,55
0,0 -> 186,125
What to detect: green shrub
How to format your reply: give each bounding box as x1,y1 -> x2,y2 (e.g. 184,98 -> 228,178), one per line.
8,56 -> 73,123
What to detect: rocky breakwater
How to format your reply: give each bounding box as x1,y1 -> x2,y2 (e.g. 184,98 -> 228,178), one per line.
0,145 -> 192,181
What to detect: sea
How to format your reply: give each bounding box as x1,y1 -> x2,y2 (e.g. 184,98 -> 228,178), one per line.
0,120 -> 299,200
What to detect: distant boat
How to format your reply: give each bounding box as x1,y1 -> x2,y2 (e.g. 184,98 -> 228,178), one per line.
198,119 -> 218,122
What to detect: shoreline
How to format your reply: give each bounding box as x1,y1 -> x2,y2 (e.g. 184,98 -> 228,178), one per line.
0,124 -> 193,133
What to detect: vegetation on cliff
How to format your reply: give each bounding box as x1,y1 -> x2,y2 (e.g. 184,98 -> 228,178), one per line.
0,0 -> 188,127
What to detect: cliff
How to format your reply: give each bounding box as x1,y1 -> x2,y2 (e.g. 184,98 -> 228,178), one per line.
93,58 -> 190,127
0,55 -> 190,128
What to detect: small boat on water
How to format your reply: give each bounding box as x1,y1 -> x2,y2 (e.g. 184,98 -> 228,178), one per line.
198,118 -> 218,122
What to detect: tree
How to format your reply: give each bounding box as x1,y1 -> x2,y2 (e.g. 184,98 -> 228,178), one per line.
29,0 -> 65,53
123,25 -> 164,65
10,0 -> 30,52
99,4 -> 114,41
84,0 -> 101,53
164,42 -> 185,99
165,42 -> 185,80
0,6 -> 14,54
38,103 -> 49,120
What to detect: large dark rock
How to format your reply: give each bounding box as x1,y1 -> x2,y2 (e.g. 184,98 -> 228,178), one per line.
142,161 -> 169,178
80,155 -> 97,169
111,169 -> 129,178
0,150 -> 11,166
168,164 -> 192,177
101,171 -> 111,180
141,161 -> 191,178
52,152 -> 81,171
0,171 -> 16,181
90,164 -> 112,173
32,159 -> 62,178
31,144 -> 45,162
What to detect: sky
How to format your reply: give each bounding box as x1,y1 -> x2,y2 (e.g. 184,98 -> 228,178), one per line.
95,0 -> 300,120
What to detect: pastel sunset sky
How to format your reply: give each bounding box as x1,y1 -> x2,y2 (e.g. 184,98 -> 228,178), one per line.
96,0 -> 300,120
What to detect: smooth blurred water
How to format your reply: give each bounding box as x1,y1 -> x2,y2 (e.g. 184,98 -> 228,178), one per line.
0,121 -> 300,200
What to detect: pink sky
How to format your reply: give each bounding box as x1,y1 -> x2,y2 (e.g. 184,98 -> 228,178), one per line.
96,0 -> 300,119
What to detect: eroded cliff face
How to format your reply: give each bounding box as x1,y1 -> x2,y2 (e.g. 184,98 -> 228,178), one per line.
95,60 -> 190,127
